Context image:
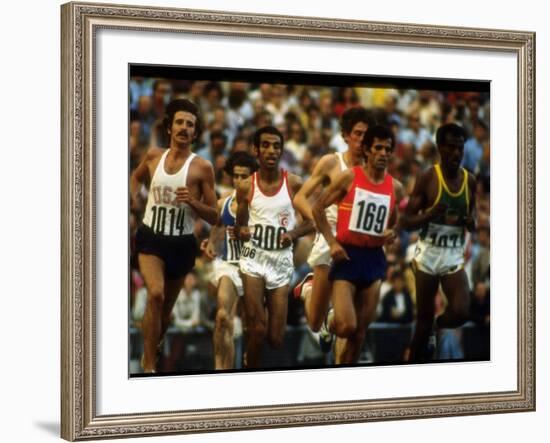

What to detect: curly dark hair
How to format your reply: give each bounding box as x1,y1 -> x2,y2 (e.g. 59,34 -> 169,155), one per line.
362,125 -> 395,151
224,151 -> 259,176
340,106 -> 377,136
162,98 -> 204,145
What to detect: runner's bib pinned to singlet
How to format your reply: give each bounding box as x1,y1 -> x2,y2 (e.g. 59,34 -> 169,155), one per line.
247,170 -> 296,251
336,166 -> 395,248
220,193 -> 241,263
419,163 -> 469,248
348,188 -> 391,237
142,151 -> 197,236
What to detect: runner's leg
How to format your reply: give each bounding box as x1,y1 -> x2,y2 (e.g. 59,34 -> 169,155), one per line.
408,269 -> 439,362
139,253 -> 166,372
304,265 -> 332,332
241,274 -> 267,368
214,276 -> 238,369
438,269 -> 471,328
338,280 -> 381,364
265,285 -> 289,349
331,280 -> 356,364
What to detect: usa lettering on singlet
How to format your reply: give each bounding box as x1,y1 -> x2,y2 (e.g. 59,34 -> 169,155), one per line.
220,193 -> 241,263
142,151 -> 197,236
336,166 -> 395,248
419,164 -> 470,248
246,170 -> 296,251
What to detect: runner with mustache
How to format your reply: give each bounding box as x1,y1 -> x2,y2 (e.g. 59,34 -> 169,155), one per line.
234,126 -> 313,368
400,123 -> 476,362
130,98 -> 218,373
313,125 -> 404,364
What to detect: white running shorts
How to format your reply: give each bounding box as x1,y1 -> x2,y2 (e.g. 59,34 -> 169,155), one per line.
307,232 -> 332,268
412,239 -> 465,276
239,243 -> 294,290
213,259 -> 244,297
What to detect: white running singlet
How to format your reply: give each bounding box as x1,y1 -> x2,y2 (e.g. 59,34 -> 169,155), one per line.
247,170 -> 296,251
239,170 -> 296,290
142,151 -> 197,236
307,151 -> 349,268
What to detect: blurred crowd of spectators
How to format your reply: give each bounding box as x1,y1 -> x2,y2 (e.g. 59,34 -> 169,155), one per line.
129,77 -> 491,361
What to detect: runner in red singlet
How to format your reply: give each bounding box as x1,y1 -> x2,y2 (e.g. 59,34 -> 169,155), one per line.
313,125 -> 404,364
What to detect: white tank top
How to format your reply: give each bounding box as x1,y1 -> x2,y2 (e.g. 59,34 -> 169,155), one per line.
142,150 -> 197,236
325,152 -> 349,229
248,170 -> 296,251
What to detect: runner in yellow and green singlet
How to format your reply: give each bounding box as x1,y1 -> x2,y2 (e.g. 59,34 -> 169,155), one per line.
418,163 -> 470,250
400,123 -> 476,362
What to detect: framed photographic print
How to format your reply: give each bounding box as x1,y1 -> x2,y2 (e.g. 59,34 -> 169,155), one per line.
61,1 -> 535,440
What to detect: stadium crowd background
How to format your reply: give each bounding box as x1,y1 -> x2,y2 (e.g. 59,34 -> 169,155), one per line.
129,76 -> 491,373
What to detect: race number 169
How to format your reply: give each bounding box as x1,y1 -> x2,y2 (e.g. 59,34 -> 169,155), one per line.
349,189 -> 390,237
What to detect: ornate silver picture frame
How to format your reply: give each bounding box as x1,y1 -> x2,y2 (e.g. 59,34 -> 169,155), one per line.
61,1 -> 535,440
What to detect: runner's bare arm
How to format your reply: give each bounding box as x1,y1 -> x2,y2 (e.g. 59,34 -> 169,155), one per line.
399,169 -> 445,231
293,154 -> 337,221
234,177 -> 252,241
281,174 -> 314,247
176,159 -> 219,225
201,198 -> 226,260
312,169 -> 353,250
383,178 -> 405,244
389,179 -> 405,229
463,172 -> 477,232
129,147 -> 162,205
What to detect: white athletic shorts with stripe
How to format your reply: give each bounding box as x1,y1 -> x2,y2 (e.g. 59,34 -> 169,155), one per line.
412,239 -> 465,276
239,244 -> 294,290
307,232 -> 332,268
212,259 -> 244,297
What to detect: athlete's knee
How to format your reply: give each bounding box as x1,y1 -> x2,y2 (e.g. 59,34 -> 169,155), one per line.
147,285 -> 165,307
334,318 -> 357,338
308,314 -> 324,332
350,328 -> 367,344
448,306 -> 470,327
215,308 -> 233,334
248,321 -> 267,341
438,303 -> 470,328
267,327 -> 285,349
